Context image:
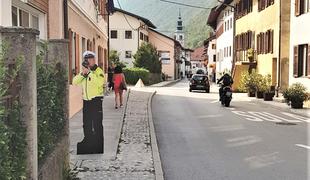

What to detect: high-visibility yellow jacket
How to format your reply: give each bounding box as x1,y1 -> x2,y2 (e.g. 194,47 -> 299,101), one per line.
73,65 -> 105,101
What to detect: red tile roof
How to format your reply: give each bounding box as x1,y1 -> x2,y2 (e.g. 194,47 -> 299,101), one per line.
191,46 -> 205,61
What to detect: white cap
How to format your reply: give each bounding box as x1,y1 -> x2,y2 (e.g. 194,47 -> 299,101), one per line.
83,51 -> 96,59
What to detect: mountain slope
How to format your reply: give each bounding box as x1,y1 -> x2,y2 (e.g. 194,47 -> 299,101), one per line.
115,0 -> 218,48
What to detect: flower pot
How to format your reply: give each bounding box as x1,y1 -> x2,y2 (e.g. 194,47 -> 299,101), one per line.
291,101 -> 303,109
248,91 -> 255,97
256,91 -> 264,99
263,92 -> 274,101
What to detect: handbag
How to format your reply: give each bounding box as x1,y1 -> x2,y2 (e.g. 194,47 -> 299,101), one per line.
119,75 -> 127,90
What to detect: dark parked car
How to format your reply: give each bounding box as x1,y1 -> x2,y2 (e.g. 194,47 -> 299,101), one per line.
189,74 -> 210,93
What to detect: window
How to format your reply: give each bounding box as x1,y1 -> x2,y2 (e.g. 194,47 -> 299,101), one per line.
125,51 -> 132,58
235,31 -> 254,51
31,15 -> 39,30
144,35 -> 149,42
235,0 -> 253,19
111,30 -> 117,39
179,35 -> 183,40
293,44 -> 310,77
125,30 -> 132,39
140,32 -> 144,40
295,0 -> 310,16
213,55 -> 216,62
12,6 -> 18,26
212,44 -> 216,49
229,46 -> 232,57
230,18 -> 233,29
258,0 -> 274,12
19,9 -> 29,27
257,29 -> 274,54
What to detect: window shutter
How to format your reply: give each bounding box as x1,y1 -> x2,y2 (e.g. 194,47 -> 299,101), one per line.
75,33 -> 80,74
293,46 -> 299,77
295,0 -> 300,16
257,34 -> 260,54
270,30 -> 274,53
68,29 -> 73,83
307,44 -> 310,77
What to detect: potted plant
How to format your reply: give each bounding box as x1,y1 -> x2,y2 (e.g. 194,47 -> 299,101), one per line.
247,48 -> 254,62
262,75 -> 274,101
255,74 -> 265,99
283,83 -> 309,109
240,70 -> 256,97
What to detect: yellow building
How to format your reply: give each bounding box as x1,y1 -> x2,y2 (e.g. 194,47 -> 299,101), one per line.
232,0 -> 290,90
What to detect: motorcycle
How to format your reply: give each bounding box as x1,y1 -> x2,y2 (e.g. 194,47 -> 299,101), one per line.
220,85 -> 233,107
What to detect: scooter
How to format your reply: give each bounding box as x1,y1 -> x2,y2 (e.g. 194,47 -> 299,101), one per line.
220,85 -> 233,107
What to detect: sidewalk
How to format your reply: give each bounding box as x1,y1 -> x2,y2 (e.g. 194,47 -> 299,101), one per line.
69,90 -> 157,179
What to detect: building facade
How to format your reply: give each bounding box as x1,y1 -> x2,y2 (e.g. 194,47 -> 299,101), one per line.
109,8 -> 156,67
232,0 -> 290,90
149,29 -> 177,80
289,0 -> 310,90
0,0 -> 48,40
204,36 -> 217,82
207,3 -> 234,78
190,46 -> 207,74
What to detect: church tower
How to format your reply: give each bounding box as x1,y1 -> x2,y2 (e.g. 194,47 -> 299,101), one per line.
174,9 -> 185,46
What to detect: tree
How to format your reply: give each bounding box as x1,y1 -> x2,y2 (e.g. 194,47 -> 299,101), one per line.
133,43 -> 162,73
109,50 -> 126,68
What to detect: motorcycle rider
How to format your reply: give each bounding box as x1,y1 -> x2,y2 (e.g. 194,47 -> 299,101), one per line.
217,73 -> 234,101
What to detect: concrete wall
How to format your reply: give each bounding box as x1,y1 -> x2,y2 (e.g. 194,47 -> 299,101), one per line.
110,11 -> 149,67
289,0 -> 310,90
149,30 -> 176,80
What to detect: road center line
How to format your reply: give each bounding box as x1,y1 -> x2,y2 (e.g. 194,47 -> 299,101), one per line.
295,144 -> 310,150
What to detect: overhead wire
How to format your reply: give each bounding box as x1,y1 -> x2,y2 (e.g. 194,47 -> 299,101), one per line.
159,0 -> 212,10
116,0 -> 139,31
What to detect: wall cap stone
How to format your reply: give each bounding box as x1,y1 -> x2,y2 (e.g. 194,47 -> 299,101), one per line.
0,26 -> 40,35
48,39 -> 70,43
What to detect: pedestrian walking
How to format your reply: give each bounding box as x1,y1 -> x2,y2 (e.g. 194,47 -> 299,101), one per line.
108,64 -> 115,91
73,51 -> 105,154
113,66 -> 127,109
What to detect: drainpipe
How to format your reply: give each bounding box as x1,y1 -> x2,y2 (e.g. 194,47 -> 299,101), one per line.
107,7 -> 110,65
63,0 -> 68,39
276,0 -> 282,97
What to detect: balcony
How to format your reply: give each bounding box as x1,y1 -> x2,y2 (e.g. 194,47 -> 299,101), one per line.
235,50 -> 258,65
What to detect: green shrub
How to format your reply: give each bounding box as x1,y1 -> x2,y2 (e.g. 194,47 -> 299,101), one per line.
283,83 -> 309,104
133,43 -> 162,73
123,67 -> 150,85
0,44 -> 27,180
109,50 -> 126,68
37,44 -> 67,164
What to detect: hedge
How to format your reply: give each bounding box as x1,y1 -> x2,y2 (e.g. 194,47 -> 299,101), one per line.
37,46 -> 67,164
123,67 -> 150,85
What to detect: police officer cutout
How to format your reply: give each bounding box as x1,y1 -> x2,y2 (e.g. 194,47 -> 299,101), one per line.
73,51 -> 105,154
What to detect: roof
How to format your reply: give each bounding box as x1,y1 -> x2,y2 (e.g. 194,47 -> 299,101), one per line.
113,8 -> 156,29
190,46 -> 205,61
207,0 -> 233,30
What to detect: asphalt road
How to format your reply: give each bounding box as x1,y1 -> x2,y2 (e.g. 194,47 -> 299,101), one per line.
152,80 -> 310,180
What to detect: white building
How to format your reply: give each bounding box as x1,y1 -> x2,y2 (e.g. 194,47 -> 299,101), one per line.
109,8 -> 156,67
207,5 -> 234,78
289,0 -> 310,90
205,36 -> 217,82
190,46 -> 207,74
0,0 -> 48,40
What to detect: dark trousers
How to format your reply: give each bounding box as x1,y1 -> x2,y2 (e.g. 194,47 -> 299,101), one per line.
79,97 -> 103,153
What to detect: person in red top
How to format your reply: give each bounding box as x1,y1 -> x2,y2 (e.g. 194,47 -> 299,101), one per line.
113,66 -> 127,109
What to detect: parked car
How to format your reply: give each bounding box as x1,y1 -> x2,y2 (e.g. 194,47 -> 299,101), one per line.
189,74 -> 210,93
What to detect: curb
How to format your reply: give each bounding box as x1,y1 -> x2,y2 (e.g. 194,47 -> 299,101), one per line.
148,91 -> 164,180
151,79 -> 182,87
111,89 -> 131,160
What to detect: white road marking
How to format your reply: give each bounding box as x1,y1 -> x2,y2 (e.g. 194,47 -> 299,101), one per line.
232,111 -> 263,121
295,144 -> 310,150
281,112 -> 310,123
231,111 -> 304,123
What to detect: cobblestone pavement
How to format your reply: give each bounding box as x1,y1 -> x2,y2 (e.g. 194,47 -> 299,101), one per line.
75,91 -> 155,180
